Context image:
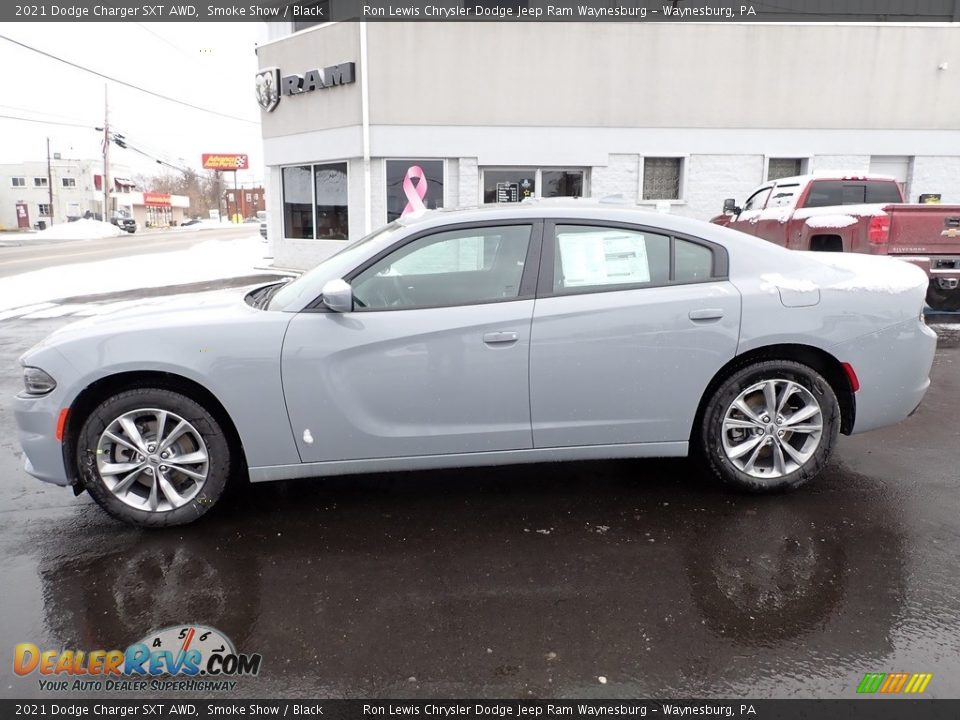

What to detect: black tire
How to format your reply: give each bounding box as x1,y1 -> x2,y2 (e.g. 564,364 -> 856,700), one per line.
76,388 -> 230,527
700,360 -> 840,493
925,283 -> 960,311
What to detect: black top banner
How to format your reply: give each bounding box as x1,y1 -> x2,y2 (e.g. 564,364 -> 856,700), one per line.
6,0 -> 960,22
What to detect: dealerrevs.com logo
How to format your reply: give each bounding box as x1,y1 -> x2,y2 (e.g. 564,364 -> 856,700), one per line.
14,625 -> 262,692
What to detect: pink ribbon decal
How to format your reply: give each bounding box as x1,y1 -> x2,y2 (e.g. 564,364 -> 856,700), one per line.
401,165 -> 428,216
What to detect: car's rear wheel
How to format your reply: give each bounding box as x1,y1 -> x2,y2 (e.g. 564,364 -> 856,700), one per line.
700,361 -> 840,492
76,388 -> 230,527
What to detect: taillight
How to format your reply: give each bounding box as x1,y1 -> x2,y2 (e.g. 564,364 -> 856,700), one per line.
868,215 -> 890,244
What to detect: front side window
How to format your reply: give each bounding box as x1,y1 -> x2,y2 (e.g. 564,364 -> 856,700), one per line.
553,225 -> 671,291
742,187 -> 772,212
352,225 -> 531,310
767,183 -> 800,208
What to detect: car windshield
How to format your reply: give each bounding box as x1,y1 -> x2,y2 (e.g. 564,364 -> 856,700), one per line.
267,222 -> 404,310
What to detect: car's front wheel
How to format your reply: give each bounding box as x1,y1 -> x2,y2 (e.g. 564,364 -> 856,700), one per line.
700,360 -> 840,492
76,388 -> 231,527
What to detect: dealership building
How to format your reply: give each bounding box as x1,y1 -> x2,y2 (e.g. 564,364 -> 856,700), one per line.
255,20 -> 960,269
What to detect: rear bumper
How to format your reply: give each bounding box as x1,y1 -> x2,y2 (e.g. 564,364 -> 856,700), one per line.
831,318 -> 937,435
893,255 -> 960,280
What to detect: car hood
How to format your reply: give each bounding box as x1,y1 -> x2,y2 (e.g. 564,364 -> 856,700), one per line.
24,286 -> 280,357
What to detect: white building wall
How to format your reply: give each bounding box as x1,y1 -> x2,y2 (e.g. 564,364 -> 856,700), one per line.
908,157 -> 960,204
457,158 -> 478,208
674,154 -> 766,221
810,156 -> 872,175
590,154 -> 639,202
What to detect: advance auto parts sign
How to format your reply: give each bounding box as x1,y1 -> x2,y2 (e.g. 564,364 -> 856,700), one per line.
256,62 -> 356,113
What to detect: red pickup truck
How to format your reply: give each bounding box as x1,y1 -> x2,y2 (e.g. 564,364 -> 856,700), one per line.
711,174 -> 960,310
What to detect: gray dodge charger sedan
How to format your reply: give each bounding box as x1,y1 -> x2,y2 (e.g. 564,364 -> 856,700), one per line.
15,203 -> 936,526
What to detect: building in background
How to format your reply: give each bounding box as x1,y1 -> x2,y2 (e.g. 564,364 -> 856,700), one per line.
224,185 -> 266,220
117,191 -> 190,228
0,159 -> 136,231
256,21 -> 960,269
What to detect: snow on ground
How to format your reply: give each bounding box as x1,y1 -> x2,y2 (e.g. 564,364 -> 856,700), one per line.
176,219 -> 238,232
0,234 -> 272,312
28,219 -> 123,242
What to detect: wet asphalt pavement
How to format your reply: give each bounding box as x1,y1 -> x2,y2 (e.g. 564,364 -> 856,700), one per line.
1,309 -> 958,700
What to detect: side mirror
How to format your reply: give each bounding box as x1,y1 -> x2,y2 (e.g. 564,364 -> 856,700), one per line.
321,278 -> 353,313
722,198 -> 741,215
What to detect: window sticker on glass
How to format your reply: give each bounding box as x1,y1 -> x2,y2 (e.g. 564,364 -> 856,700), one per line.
557,230 -> 651,287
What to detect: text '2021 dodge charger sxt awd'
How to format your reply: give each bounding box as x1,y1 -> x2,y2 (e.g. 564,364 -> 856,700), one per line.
15,204 -> 936,526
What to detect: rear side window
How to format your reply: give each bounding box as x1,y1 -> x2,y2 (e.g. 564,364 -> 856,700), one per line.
674,239 -> 713,282
554,226 -> 671,291
804,180 -> 901,208
550,225 -> 719,294
865,182 -> 902,204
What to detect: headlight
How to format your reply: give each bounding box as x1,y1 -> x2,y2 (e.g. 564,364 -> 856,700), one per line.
22,366 -> 57,396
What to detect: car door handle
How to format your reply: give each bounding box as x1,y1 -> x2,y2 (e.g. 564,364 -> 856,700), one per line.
483,331 -> 519,344
689,308 -> 725,321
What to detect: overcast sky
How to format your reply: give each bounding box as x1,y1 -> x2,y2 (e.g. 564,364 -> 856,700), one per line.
0,23 -> 267,187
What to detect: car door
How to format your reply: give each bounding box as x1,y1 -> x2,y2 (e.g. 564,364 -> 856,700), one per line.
752,181 -> 802,246
281,222 -> 541,463
529,221 -> 741,448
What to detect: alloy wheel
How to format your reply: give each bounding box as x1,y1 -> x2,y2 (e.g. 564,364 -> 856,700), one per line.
720,379 -> 823,480
96,408 -> 209,512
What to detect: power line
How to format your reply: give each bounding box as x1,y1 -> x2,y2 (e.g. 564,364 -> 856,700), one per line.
0,33 -> 259,125
0,113 -> 96,130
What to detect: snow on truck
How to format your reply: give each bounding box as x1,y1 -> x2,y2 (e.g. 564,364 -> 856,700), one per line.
711,174 -> 960,311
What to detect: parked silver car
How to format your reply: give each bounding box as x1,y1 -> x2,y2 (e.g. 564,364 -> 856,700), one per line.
14,203 -> 936,526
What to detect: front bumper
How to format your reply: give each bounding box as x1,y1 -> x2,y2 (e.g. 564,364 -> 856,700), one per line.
831,317 -> 937,435
13,389 -> 72,486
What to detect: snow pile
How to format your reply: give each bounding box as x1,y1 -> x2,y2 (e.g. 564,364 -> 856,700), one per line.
177,219 -> 234,232
803,214 -> 858,229
800,252 -> 927,295
30,219 -> 123,241
759,273 -> 819,294
0,234 -> 269,311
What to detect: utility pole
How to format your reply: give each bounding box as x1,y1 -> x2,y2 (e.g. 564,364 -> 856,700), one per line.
46,137 -> 54,225
102,84 -> 110,220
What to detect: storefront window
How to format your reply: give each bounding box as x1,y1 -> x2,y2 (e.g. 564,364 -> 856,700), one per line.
315,163 -> 348,239
386,160 -> 444,222
482,168 -> 585,203
282,166 -> 314,239
483,169 -> 537,204
542,171 -> 583,198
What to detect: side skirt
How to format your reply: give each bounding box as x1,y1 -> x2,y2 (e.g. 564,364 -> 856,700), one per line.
248,441 -> 689,483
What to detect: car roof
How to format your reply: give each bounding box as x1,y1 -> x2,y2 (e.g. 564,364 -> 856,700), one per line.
394,201 -> 726,239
